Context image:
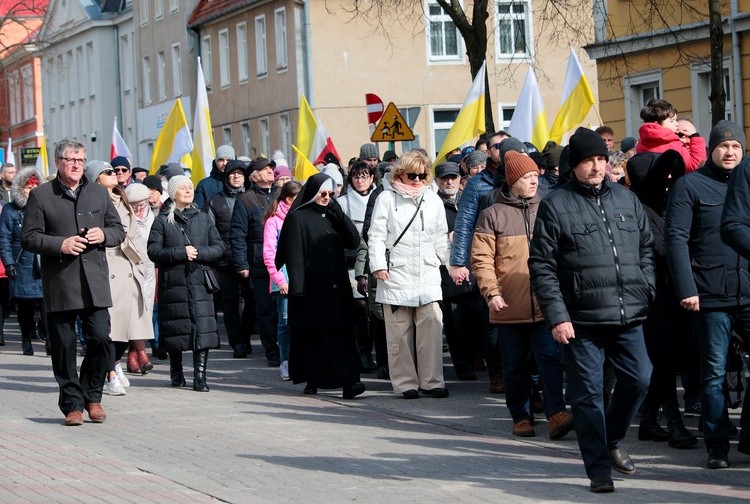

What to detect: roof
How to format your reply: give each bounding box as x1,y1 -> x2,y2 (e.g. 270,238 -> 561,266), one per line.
0,18 -> 42,59
188,0 -> 259,28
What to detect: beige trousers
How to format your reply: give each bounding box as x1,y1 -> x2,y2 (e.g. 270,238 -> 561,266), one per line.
383,302 -> 445,394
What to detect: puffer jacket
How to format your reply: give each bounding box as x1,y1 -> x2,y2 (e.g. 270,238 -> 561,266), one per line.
229,183 -> 279,278
147,206 -> 224,351
471,187 -> 543,324
194,162 -> 225,209
369,185 -> 450,307
529,177 -> 655,327
636,123 -> 706,172
204,167 -> 245,269
262,200 -> 290,292
450,167 -> 494,267
667,162 -> 750,309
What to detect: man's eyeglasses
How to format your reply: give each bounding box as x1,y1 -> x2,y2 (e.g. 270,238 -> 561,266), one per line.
60,157 -> 87,165
101,169 -> 115,176
113,167 -> 130,173
318,191 -> 336,198
405,173 -> 428,181
491,143 -> 503,150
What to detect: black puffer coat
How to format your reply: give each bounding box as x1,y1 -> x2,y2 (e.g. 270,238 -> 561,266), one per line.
205,160 -> 245,269
529,177 -> 655,327
147,207 -> 224,351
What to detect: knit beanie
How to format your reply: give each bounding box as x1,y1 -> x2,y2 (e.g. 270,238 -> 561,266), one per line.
541,141 -> 564,170
498,138 -> 528,167
505,151 -> 539,187
708,120 -> 746,155
110,156 -> 130,170
465,150 -> 487,168
142,175 -> 163,194
84,160 -> 112,182
224,159 -> 247,177
321,163 -> 343,186
215,144 -> 236,160
274,165 -> 293,182
168,175 -> 193,201
125,182 -> 150,203
359,143 -> 379,160
568,127 -> 609,169
162,163 -> 185,180
620,137 -> 637,153
272,150 -> 289,170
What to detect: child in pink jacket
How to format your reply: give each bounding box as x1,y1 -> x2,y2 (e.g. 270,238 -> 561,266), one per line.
636,99 -> 706,172
262,180 -> 302,381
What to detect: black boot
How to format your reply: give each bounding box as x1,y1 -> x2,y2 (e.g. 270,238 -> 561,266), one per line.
0,332 -> 5,346
663,399 -> 698,448
193,349 -> 209,392
21,337 -> 33,356
169,351 -> 186,387
638,405 -> 668,442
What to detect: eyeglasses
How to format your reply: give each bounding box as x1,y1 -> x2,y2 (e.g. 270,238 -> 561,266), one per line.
405,173 -> 428,181
113,167 -> 130,173
351,173 -> 372,180
60,157 -> 87,165
131,201 -> 148,209
101,169 -> 116,176
491,143 -> 503,150
318,191 -> 335,198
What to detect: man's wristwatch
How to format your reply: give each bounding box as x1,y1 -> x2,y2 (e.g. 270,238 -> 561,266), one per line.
487,293 -> 500,301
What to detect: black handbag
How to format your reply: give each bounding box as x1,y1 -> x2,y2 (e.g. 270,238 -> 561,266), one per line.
385,195 -> 424,271
203,267 -> 221,294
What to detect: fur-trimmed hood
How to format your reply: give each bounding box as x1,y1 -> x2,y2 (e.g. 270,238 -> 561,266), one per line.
11,167 -> 42,208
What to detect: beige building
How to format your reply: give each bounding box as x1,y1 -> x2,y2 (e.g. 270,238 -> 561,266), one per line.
187,0 -> 600,164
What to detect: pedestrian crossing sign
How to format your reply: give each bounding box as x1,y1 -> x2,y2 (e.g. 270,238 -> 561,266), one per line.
371,103 -> 415,142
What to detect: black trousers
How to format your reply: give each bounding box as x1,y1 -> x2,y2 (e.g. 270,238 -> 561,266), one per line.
217,268 -> 250,349
443,292 -> 485,376
251,276 -> 279,360
48,308 -> 111,415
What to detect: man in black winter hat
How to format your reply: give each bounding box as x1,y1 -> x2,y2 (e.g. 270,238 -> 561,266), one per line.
529,127 -> 655,493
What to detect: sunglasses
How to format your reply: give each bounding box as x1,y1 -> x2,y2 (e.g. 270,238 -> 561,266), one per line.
101,169 -> 116,176
491,142 -> 503,150
405,173 -> 428,181
318,191 -> 336,198
113,167 -> 130,173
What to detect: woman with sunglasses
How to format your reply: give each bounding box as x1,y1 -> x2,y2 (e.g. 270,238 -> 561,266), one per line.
368,150 -> 451,399
276,172 -> 366,399
84,160 -> 154,396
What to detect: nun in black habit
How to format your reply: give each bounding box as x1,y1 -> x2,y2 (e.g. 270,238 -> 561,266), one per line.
275,173 -> 366,399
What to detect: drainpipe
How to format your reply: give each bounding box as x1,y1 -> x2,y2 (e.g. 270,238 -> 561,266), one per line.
302,0 -> 313,103
730,0 -> 744,128
114,24 -> 123,155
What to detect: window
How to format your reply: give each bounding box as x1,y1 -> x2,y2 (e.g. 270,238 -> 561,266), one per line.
154,0 -> 163,19
219,29 -> 230,87
432,108 -> 459,158
171,43 -> 181,96
241,122 -> 251,158
255,16 -> 267,77
22,64 -> 34,121
142,55 -> 152,104
169,0 -> 178,13
427,1 -> 459,60
259,118 -> 270,157
275,8 -> 288,70
86,42 -> 94,97
76,46 -> 85,99
201,36 -> 212,87
496,0 -> 531,59
120,36 -> 131,92
279,113 -> 291,158
157,51 -> 166,100
222,126 -> 232,146
56,54 -> 64,108
140,0 -> 148,25
691,59 -> 733,137
237,22 -> 248,82
8,71 -> 20,124
67,50 -> 75,104
623,70 -> 661,136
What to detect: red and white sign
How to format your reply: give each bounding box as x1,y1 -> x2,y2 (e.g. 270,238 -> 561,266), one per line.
365,93 -> 384,125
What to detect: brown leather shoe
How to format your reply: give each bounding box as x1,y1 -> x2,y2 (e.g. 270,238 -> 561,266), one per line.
64,411 -> 83,426
548,411 -> 574,440
84,402 -> 107,423
513,419 -> 536,437
489,375 -> 505,394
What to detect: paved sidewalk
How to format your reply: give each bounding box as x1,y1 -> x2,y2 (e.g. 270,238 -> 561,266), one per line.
1,326 -> 750,503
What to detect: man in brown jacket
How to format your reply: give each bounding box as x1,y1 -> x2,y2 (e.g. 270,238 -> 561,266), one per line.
22,139 -> 125,426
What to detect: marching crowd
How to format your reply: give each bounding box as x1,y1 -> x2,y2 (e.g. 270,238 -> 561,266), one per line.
4,98 -> 750,493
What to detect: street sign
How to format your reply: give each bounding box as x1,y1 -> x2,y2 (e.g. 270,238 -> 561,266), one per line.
371,102 -> 415,142
365,93 -> 384,125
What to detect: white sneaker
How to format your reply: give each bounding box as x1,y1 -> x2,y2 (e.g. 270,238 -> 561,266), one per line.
103,375 -> 126,396
114,364 -> 130,388
280,360 -> 290,381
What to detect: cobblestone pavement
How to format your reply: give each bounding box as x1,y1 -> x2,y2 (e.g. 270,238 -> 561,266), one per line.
1,324 -> 749,503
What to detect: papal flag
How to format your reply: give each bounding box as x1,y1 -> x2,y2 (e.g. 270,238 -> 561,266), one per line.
433,61 -> 486,168
507,67 -> 549,151
150,99 -> 194,174
5,137 -> 14,165
191,57 -> 215,186
296,95 -> 341,168
35,135 -> 48,178
291,144 -> 319,182
549,48 -> 595,143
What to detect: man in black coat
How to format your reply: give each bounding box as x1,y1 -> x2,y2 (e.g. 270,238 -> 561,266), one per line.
529,128 -> 655,493
21,139 -> 125,426
230,157 -> 280,366
672,120 -> 750,469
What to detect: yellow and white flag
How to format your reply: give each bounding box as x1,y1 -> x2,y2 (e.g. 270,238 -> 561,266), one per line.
35,135 -> 49,178
191,57 -> 215,187
433,61 -> 486,168
507,67 -> 549,151
291,144 -> 319,182
150,99 -> 194,174
549,48 -> 595,143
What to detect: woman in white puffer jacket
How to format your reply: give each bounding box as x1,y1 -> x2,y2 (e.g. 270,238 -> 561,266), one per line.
368,150 -> 451,399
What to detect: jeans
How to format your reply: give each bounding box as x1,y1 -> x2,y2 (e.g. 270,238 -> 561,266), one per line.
275,293 -> 290,362
694,307 -> 750,452
564,323 -> 651,478
497,321 -> 565,421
